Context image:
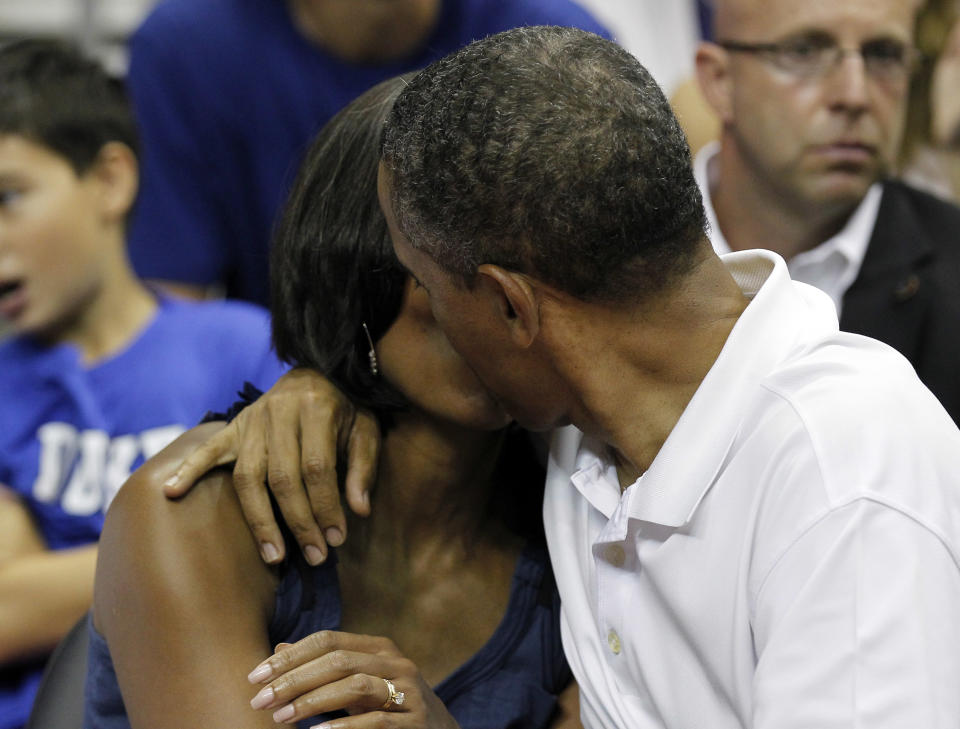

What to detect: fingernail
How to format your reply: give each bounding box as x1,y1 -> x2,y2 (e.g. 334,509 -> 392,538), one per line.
324,527 -> 343,547
304,545 -> 325,566
260,542 -> 281,563
247,662 -> 273,683
274,642 -> 292,653
362,492 -> 371,510
250,686 -> 274,710
162,473 -> 180,489
311,724 -> 331,729
273,704 -> 296,723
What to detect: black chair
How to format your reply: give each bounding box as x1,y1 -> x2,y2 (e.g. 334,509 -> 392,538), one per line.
25,615 -> 89,729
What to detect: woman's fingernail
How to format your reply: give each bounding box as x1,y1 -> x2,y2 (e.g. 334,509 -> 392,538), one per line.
273,704 -> 296,723
304,545 -> 325,565
250,686 -> 274,710
260,542 -> 281,563
324,527 -> 343,547
162,472 -> 180,489
247,662 -> 273,683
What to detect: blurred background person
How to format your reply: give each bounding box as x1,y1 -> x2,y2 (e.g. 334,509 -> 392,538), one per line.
0,40 -> 285,729
900,0 -> 960,200
122,0 -> 612,304
693,0 -> 960,423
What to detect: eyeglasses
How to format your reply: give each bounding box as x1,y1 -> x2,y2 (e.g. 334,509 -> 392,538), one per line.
718,36 -> 920,83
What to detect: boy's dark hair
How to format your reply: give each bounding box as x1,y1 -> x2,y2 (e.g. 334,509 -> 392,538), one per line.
0,39 -> 139,174
270,76 -> 412,419
381,26 -> 708,303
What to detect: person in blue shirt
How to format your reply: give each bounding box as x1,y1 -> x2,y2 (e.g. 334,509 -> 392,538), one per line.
0,40 -> 286,729
86,75 -> 576,729
126,0 -> 611,304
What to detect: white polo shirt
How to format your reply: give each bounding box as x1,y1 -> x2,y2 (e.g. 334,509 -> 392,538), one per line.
544,250 -> 960,729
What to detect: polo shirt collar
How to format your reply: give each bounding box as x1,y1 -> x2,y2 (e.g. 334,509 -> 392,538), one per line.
570,250 -> 839,527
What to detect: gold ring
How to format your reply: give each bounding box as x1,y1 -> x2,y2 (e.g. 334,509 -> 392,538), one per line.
382,678 -> 405,709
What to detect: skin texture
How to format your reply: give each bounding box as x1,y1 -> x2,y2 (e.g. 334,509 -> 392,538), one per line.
288,0 -> 442,64
697,0 -> 920,258
0,136 -> 155,666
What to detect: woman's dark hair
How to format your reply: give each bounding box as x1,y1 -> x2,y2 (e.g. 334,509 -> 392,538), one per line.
270,76 -> 415,419
271,74 -> 546,543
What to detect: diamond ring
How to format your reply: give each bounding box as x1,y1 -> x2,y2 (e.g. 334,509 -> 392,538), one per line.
382,678 -> 405,709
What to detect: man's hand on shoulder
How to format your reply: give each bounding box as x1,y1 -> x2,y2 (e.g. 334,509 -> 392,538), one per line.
161,368 -> 381,566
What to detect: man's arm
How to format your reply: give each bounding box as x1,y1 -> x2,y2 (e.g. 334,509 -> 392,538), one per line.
94,423 -> 280,728
0,486 -> 97,664
163,369 -> 381,564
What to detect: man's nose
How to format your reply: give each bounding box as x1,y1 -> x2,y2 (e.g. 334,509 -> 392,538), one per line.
825,50 -> 871,113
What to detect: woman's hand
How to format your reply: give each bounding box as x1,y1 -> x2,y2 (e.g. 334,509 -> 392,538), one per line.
162,369 -> 382,566
247,631 -> 462,729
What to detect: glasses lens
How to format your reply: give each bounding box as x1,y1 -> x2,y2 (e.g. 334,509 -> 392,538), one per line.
773,38 -> 835,76
861,39 -> 910,78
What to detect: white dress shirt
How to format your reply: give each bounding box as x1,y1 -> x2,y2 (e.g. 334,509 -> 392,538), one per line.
694,142 -> 882,317
544,250 -> 960,729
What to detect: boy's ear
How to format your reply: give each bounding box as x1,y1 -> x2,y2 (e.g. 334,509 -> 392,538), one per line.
695,41 -> 735,124
89,142 -> 138,222
476,264 -> 540,348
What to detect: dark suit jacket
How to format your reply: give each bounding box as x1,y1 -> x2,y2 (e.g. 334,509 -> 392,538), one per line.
841,180 -> 960,423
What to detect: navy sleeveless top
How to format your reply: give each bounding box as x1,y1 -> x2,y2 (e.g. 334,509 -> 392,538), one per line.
85,386 -> 566,727
84,541 -> 570,728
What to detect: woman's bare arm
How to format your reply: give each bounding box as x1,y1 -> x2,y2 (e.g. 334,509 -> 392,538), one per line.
93,423 -> 280,728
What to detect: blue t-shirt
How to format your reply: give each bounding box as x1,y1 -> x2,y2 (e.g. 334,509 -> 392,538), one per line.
127,0 -> 611,304
0,296 -> 287,729
85,544 -> 570,729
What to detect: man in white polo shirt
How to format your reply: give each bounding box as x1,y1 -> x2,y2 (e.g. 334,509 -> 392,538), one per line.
377,25 -> 960,729
163,23 -> 960,729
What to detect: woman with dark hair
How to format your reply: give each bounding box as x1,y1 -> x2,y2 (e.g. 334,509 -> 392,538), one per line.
83,76 -> 578,729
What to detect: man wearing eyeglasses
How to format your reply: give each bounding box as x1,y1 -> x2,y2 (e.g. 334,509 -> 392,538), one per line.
695,0 -> 960,423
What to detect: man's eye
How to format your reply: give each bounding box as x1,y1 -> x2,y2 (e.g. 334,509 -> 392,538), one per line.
780,38 -> 832,60
0,189 -> 22,207
862,40 -> 906,64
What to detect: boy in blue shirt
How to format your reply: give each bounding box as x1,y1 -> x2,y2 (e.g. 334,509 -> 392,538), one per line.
0,40 -> 286,729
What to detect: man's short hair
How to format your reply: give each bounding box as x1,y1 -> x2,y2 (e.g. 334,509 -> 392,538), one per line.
0,39 -> 139,174
381,25 -> 707,302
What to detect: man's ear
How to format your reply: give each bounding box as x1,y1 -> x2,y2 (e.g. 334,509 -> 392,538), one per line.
477,264 -> 540,348
695,41 -> 735,124
88,142 -> 138,223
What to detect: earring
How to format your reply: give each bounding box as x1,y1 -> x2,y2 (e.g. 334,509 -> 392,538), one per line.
361,322 -> 379,376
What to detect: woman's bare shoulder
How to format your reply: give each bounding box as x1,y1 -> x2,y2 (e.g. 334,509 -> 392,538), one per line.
94,422 -> 276,631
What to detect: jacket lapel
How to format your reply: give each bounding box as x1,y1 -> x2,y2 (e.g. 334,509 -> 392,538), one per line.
840,182 -> 934,362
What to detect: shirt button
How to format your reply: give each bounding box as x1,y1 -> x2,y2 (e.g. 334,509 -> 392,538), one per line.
607,629 -> 621,655
604,544 -> 626,567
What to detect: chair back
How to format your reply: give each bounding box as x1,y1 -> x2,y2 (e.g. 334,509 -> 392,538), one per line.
25,615 -> 89,729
